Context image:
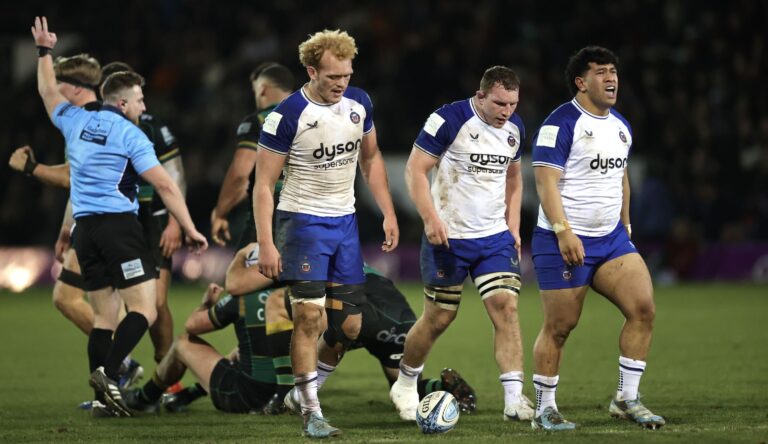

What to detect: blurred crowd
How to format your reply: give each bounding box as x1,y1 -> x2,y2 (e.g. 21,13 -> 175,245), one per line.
1,0 -> 766,279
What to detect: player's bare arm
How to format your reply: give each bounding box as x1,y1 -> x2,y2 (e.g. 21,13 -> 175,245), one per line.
533,165 -> 585,266
505,160 -> 523,253
10,146 -> 71,188
405,146 -> 449,247
140,165 -> 208,252
53,200 -> 75,262
158,156 -> 186,256
253,148 -> 285,278
621,170 -> 632,238
184,283 -> 223,335
359,127 -> 399,252
211,149 -> 257,245
31,17 -> 66,118
225,243 -> 273,295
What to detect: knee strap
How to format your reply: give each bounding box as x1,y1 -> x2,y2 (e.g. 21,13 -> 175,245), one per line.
424,284 -> 463,311
474,272 -> 521,300
322,284 -> 364,348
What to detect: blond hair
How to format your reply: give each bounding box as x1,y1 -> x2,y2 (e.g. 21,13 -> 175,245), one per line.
53,53 -> 101,87
298,29 -> 357,68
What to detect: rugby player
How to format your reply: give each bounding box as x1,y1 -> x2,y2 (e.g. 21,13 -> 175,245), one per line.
390,66 -> 532,423
254,29 -> 399,438
529,46 -> 664,430
210,63 -> 294,248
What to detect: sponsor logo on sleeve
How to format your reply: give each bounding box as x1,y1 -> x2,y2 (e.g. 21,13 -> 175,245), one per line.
160,126 -> 176,145
536,125 -> 560,148
262,112 -> 282,136
236,122 -> 252,136
423,113 -> 445,137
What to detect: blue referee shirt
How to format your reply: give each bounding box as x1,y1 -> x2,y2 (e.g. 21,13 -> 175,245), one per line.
52,102 -> 160,218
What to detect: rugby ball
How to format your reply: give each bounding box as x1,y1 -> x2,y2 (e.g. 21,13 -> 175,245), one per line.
416,391 -> 460,434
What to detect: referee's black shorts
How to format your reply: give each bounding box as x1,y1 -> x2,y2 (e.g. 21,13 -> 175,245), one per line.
73,212 -> 157,291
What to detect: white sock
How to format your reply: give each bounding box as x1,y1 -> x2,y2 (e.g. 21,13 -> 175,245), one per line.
617,356 -> 646,401
295,372 -> 321,416
532,374 -> 559,416
316,362 -> 336,390
499,371 -> 524,406
397,362 -> 423,387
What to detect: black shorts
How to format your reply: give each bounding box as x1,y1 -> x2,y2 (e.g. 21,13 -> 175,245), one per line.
236,208 -> 257,250
138,205 -> 172,270
209,359 -> 275,413
73,213 -> 157,291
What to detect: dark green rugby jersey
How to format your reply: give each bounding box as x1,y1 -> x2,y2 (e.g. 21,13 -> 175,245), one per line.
236,105 -> 283,204
137,113 -> 181,212
208,287 -> 279,384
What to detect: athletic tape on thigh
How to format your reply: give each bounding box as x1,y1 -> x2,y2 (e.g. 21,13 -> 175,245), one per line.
424,284 -> 463,311
288,281 -> 326,307
322,285 -> 364,348
474,272 -> 521,300
58,268 -> 86,290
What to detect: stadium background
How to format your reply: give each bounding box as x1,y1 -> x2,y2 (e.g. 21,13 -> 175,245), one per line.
1,0 -> 767,288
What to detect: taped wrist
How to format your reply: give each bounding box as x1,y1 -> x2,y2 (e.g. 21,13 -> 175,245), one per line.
23,155 -> 38,176
37,46 -> 52,57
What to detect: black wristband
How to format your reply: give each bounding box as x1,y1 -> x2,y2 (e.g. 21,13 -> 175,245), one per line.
37,46 -> 52,57
23,156 -> 38,176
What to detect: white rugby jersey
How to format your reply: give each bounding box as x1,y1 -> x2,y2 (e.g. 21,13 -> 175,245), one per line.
414,98 -> 524,239
532,99 -> 632,236
258,85 -> 374,217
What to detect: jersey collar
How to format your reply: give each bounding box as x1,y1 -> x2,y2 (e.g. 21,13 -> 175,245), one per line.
571,98 -> 610,120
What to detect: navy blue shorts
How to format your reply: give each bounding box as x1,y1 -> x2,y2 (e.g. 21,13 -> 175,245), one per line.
420,230 -> 520,286
275,210 -> 365,285
531,222 -> 637,290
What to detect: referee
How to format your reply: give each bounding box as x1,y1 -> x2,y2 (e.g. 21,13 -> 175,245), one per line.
32,16 -> 207,417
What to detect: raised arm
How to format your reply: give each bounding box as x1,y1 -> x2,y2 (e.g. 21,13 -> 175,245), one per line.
534,166 -> 584,266
405,147 -> 447,247
31,17 -> 66,118
253,148 -> 286,279
358,127 -> 399,251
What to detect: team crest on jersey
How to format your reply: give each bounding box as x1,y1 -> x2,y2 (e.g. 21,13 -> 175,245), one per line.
301,261 -> 311,273
562,269 -> 573,281
508,135 -> 517,147
619,130 -> 627,143
350,111 -> 361,124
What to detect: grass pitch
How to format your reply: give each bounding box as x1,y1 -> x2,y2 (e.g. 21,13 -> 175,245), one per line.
1,282 -> 766,443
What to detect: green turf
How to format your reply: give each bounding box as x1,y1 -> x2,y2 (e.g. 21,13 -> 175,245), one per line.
1,282 -> 766,443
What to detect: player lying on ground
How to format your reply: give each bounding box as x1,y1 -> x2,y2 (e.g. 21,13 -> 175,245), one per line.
124,243 -> 476,415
